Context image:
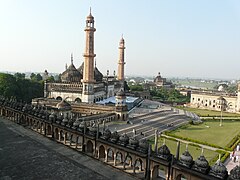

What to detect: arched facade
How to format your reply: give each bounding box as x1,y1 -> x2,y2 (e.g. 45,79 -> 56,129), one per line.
0,99 -> 233,180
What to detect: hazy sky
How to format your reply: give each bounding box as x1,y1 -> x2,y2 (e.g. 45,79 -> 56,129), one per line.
1,0 -> 240,79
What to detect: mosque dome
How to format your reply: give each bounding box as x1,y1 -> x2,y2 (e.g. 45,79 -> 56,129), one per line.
79,121 -> 85,129
158,144 -> 171,156
110,131 -> 119,143
179,150 -> 193,167
229,165 -> 240,180
194,155 -> 209,169
61,55 -> 82,82
119,133 -> 129,144
209,159 -> 227,178
129,136 -> 139,147
116,88 -> 125,97
89,123 -> 97,133
139,139 -> 149,149
102,129 -> 111,140
49,112 -> 56,122
73,119 -> 81,127
77,62 -> 103,82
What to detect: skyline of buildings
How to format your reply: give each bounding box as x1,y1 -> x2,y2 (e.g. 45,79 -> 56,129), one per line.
1,1 -> 240,79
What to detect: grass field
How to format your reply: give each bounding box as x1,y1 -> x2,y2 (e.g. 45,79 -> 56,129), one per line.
156,138 -> 218,164
168,120 -> 240,148
176,106 -> 240,117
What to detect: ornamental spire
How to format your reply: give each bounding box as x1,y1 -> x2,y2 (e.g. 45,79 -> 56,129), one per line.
71,53 -> 73,64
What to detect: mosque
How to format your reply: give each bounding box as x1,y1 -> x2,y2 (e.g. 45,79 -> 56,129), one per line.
44,9 -> 126,104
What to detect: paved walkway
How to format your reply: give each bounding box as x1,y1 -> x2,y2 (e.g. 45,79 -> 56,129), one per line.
161,134 -> 231,153
0,117 -> 136,180
225,148 -> 240,172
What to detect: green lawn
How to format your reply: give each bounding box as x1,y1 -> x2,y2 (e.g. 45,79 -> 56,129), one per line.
151,138 -> 218,165
176,106 -> 240,117
168,120 -> 240,148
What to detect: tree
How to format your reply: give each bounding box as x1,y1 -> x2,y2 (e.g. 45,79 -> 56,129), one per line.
150,87 -> 190,104
129,84 -> 143,91
46,75 -> 55,82
0,73 -> 44,102
14,72 -> 25,80
0,73 -> 18,98
30,73 -> 42,81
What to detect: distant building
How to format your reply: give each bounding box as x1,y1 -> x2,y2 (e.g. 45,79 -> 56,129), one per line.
144,72 -> 174,90
190,84 -> 240,113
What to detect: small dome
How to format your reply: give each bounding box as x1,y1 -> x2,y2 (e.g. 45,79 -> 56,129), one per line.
102,129 -> 111,140
154,72 -> 163,83
77,62 -> 84,75
79,121 -> 85,129
139,139 -> 149,149
49,112 -> 56,121
94,67 -> 103,82
180,150 -> 193,166
62,116 -> 68,123
210,159 -> 227,176
89,123 -> 97,133
119,133 -> 129,144
87,12 -> 94,20
229,165 -> 240,180
73,119 -> 81,127
129,136 -> 139,147
194,155 -> 209,169
158,144 -> 171,156
110,131 -> 119,142
116,88 -> 125,97
61,61 -> 82,82
56,100 -> 71,111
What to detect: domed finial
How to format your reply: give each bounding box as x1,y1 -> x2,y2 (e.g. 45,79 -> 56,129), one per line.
186,144 -> 188,151
163,138 -> 166,145
201,147 -> 204,156
90,7 -> 92,15
65,63 -> 68,70
71,53 -> 73,64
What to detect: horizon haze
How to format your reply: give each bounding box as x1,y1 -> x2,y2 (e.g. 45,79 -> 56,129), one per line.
1,0 -> 240,79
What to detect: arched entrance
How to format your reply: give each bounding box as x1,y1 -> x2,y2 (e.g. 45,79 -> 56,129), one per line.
107,148 -> 114,162
134,158 -> 143,172
56,96 -> 62,101
176,174 -> 187,180
55,128 -> 59,140
99,145 -> 105,160
152,165 -> 166,179
116,152 -> 123,165
75,98 -> 81,103
47,125 -> 52,136
86,140 -> 93,154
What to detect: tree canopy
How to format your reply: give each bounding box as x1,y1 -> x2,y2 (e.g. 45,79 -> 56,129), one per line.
0,73 -> 44,102
150,87 -> 190,104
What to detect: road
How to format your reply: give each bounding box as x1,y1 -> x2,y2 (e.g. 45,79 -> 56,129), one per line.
103,103 -> 192,141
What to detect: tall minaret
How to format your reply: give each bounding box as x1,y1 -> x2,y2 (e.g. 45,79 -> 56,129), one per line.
82,8 -> 96,103
117,36 -> 126,82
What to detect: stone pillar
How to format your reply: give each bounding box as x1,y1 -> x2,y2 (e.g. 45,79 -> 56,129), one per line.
75,136 -> 78,149
154,129 -> 158,153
